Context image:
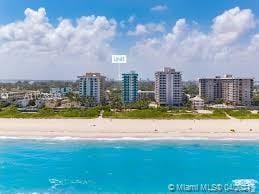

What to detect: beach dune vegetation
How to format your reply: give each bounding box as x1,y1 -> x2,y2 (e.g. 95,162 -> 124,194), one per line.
103,108 -> 228,119
0,107 -> 100,118
226,109 -> 259,119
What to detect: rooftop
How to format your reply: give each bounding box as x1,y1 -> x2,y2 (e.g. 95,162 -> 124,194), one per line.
199,75 -> 254,80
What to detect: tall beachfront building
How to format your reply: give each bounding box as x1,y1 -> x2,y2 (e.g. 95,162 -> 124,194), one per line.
199,77 -> 222,103
199,75 -> 254,106
122,71 -> 138,103
78,73 -> 105,104
155,67 -> 183,106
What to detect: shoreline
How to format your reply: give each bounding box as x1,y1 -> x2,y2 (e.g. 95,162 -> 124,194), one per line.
1,136 -> 259,141
0,118 -> 259,141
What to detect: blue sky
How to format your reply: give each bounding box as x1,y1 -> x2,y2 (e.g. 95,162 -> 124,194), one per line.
0,0 -> 259,80
1,0 -> 259,25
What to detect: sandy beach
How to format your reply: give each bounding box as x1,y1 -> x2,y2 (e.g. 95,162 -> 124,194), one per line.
0,118 -> 259,140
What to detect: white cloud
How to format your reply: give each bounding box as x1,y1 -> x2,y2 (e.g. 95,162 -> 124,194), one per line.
127,23 -> 165,36
172,19 -> 187,35
164,18 -> 187,42
0,8 -> 117,79
211,7 -> 255,45
150,5 -> 168,12
0,6 -> 259,80
128,24 -> 148,36
128,7 -> 259,79
147,23 -> 166,33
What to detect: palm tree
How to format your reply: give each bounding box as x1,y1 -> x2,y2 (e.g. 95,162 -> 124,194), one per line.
80,96 -> 97,108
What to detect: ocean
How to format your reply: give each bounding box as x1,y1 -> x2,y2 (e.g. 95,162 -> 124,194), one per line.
0,139 -> 258,194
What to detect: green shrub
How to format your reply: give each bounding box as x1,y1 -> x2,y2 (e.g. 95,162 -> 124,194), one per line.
103,108 -> 228,119
59,108 -> 99,118
226,109 -> 259,119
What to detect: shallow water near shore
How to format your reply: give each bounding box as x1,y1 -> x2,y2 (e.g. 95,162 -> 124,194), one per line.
0,140 -> 258,193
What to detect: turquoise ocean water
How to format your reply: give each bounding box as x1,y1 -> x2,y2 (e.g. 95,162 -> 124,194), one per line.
0,139 -> 258,193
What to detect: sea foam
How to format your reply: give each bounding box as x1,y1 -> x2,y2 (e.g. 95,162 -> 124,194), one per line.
0,136 -> 259,141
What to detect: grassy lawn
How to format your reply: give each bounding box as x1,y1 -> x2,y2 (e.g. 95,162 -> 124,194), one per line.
226,109 -> 259,119
103,109 -> 228,119
0,107 -> 100,119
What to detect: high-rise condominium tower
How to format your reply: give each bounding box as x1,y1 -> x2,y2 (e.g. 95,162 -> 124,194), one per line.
199,75 -> 254,106
78,73 -> 105,104
155,67 -> 183,106
122,71 -> 138,103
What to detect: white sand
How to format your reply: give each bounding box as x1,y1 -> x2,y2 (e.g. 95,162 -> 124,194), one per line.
0,118 -> 259,140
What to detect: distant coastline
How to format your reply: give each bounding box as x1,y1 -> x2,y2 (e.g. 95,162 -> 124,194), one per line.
0,118 -> 259,140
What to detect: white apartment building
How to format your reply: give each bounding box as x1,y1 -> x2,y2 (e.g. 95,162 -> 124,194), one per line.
199,75 -> 254,106
199,77 -> 222,103
190,96 -> 205,110
155,67 -> 183,106
78,73 -> 105,104
138,90 -> 155,101
0,91 -> 26,100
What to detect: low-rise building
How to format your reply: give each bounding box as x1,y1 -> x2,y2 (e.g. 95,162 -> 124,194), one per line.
59,99 -> 81,108
190,96 -> 205,110
24,90 -> 41,100
45,99 -> 61,108
50,87 -> 72,97
0,91 -> 26,100
0,90 -> 41,101
138,90 -> 155,101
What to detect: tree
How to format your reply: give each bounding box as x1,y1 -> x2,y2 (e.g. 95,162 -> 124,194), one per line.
80,96 -> 97,108
0,100 -> 10,108
126,100 -> 150,110
183,84 -> 199,98
109,90 -> 123,110
139,81 -> 154,91
66,92 -> 80,102
28,100 -> 36,106
252,92 -> 259,106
